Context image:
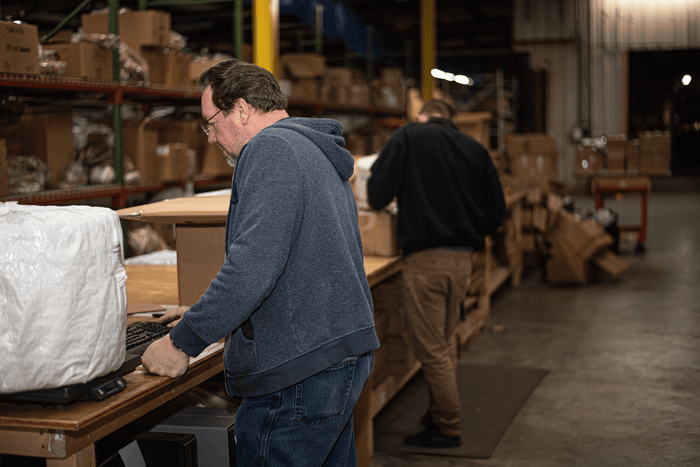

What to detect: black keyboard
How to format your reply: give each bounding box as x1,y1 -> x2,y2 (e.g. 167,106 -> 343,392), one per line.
126,321 -> 171,351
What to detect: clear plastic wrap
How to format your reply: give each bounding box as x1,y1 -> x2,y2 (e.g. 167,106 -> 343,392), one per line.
7,155 -> 51,194
0,203 -> 128,394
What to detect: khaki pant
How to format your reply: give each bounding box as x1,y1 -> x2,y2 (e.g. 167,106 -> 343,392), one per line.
401,249 -> 472,438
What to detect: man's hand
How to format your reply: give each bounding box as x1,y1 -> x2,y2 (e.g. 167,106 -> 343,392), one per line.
156,305 -> 190,327
141,335 -> 190,378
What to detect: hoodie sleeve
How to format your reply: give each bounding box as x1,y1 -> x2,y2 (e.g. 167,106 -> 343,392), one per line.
367,127 -> 407,210
170,134 -> 303,357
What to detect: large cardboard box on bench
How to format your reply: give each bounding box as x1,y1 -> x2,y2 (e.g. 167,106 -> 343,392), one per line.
117,196 -> 230,306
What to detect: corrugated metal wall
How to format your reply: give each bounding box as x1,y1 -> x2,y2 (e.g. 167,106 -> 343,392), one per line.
513,0 -> 584,188
514,0 -> 699,189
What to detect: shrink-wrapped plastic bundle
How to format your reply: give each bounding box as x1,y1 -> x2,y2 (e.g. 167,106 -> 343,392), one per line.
0,203 -> 127,393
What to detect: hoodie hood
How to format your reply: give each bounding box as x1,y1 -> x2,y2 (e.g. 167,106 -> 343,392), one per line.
270,117 -> 354,181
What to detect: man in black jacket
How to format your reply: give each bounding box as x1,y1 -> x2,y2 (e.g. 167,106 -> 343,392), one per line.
367,98 -> 505,448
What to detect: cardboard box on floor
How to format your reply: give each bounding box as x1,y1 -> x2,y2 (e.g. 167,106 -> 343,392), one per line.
533,193 -> 629,284
117,196 -> 399,305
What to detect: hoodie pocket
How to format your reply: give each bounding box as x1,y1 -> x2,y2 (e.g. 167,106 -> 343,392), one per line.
224,326 -> 258,375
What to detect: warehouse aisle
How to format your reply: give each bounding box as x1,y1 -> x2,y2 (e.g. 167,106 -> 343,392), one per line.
372,189 -> 700,467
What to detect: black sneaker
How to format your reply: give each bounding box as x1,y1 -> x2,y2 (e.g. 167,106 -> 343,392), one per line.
403,426 -> 461,448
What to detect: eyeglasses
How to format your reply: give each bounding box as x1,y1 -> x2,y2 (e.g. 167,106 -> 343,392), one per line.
201,109 -> 223,136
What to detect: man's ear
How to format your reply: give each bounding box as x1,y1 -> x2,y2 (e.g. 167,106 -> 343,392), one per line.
235,99 -> 251,124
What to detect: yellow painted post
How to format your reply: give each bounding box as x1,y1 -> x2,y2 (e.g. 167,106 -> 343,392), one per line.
253,0 -> 278,76
420,0 -> 436,102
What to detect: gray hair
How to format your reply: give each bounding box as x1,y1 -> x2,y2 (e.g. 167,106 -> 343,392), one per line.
197,59 -> 288,113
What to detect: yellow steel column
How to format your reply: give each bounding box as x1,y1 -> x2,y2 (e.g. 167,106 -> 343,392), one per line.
420,0 -> 436,102
253,0 -> 279,76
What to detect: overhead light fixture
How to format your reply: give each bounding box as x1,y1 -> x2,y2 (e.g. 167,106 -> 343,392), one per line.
431,68 -> 472,86
682,74 -> 692,86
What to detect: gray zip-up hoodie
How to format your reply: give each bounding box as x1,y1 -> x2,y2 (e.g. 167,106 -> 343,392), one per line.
169,117 -> 379,397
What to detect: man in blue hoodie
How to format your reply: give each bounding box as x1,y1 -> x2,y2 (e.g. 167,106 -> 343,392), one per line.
142,59 -> 379,466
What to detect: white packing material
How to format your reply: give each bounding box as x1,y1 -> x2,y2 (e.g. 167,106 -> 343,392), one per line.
0,202 -> 128,394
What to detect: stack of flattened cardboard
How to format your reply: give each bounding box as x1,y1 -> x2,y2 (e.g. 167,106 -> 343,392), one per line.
524,190 -> 629,284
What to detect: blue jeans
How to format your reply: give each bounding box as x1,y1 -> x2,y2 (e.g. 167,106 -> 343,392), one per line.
234,352 -> 374,467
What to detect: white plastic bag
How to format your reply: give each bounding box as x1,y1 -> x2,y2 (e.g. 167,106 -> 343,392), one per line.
0,203 -> 128,393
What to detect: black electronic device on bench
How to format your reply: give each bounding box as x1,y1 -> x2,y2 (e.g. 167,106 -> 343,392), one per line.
0,321 -> 171,408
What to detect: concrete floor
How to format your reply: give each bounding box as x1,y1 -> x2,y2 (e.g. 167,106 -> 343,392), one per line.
372,188 -> 700,467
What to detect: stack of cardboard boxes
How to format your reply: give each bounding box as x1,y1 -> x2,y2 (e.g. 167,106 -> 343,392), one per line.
519,189 -> 629,284
80,9 -> 193,87
506,133 -> 559,191
575,132 -> 670,176
123,115 -> 233,183
639,131 -> 672,174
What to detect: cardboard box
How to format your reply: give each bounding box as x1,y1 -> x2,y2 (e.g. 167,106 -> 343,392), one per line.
140,48 -> 192,86
638,131 -> 671,153
325,67 -> 353,85
0,139 -> 7,197
546,210 -> 613,260
605,135 -> 626,171
546,256 -> 592,284
0,106 -> 74,178
453,111 -> 492,149
358,209 -> 398,257
123,120 -> 160,181
189,58 -> 227,84
279,53 -> 326,79
200,143 -> 234,178
116,195 -> 230,306
626,139 -> 640,172
155,143 -> 194,182
279,53 -> 326,101
81,9 -> 171,50
639,151 -> 670,174
505,133 -> 557,156
47,42 -> 113,79
0,20 -> 40,75
575,144 -> 603,175
510,152 -> 556,190
592,249 -> 629,277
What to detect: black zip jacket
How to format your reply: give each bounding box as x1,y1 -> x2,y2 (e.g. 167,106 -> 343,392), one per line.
367,117 -> 506,256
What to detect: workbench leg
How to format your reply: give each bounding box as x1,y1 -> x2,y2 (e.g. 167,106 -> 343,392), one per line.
46,444 -> 96,467
354,382 -> 374,467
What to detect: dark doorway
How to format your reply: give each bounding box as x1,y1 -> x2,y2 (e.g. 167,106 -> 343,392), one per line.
628,49 -> 700,174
